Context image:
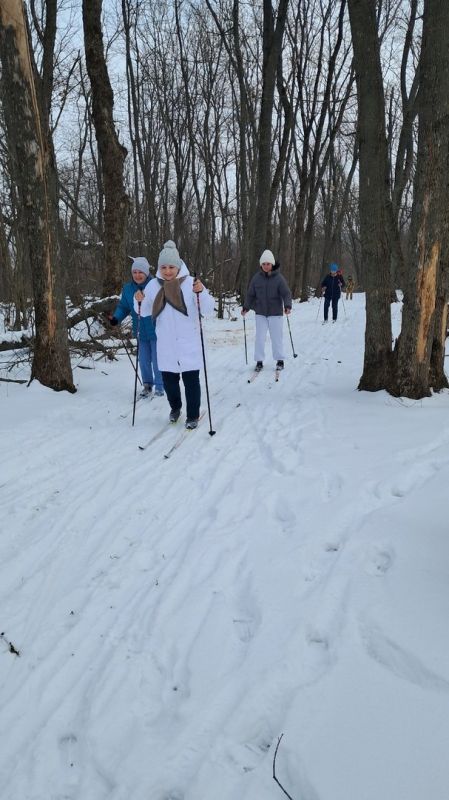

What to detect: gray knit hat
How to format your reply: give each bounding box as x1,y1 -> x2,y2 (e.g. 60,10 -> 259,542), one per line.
158,240 -> 181,270
130,256 -> 150,276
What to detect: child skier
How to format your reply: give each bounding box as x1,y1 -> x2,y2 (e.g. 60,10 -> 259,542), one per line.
241,249 -> 292,371
109,256 -> 164,397
134,240 -> 214,429
321,263 -> 345,323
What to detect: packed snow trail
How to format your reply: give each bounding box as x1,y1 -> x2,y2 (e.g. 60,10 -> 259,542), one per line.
1,295 -> 449,800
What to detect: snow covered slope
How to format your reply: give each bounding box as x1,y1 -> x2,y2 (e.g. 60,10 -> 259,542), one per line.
1,294 -> 448,800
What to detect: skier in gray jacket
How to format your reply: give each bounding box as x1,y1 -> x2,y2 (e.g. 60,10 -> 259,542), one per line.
241,249 -> 292,371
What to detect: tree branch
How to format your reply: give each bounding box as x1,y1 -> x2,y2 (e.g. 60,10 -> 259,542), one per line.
273,734 -> 296,800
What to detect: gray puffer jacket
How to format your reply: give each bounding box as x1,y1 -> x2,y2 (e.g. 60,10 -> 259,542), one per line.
243,264 -> 292,317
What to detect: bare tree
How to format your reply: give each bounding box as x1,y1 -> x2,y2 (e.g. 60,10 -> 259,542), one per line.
0,0 -> 75,392
249,0 -> 289,267
82,0 -> 129,296
394,0 -> 449,398
348,0 -> 394,390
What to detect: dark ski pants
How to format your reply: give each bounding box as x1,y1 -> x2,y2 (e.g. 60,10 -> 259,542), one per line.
162,370 -> 201,420
324,296 -> 339,321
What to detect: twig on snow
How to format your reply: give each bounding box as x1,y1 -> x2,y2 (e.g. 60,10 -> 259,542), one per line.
0,632 -> 20,656
273,734 -> 295,800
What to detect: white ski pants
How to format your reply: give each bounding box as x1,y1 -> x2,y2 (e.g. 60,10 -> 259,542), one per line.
254,314 -> 284,362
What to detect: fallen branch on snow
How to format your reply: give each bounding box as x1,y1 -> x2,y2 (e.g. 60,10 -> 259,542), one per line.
273,734 -> 296,800
0,632 -> 20,657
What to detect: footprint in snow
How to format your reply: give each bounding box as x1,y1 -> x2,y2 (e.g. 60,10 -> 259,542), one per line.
324,541 -> 340,553
58,732 -> 80,793
222,738 -> 273,774
301,627 -> 334,683
320,472 -> 344,502
363,544 -> 394,576
231,573 -> 262,643
361,622 -> 449,693
232,617 -> 258,643
274,494 -> 297,533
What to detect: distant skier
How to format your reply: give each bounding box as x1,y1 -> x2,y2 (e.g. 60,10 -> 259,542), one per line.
346,275 -> 355,300
241,249 -> 292,372
321,263 -> 345,323
108,257 -> 164,397
134,240 -> 214,429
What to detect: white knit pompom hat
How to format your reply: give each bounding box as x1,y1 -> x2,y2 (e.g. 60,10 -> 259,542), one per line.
259,249 -> 275,265
158,240 -> 181,270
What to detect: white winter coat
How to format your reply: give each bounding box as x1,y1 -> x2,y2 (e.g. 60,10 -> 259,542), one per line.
134,262 -> 215,373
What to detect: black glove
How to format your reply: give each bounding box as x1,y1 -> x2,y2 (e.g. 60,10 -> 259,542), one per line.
109,316 -> 119,326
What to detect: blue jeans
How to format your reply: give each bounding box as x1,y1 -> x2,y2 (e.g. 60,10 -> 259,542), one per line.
138,338 -> 163,391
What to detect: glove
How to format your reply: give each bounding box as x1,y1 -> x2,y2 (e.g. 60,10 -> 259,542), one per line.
109,315 -> 119,326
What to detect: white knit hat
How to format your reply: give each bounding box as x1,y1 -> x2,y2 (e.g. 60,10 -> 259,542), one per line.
130,256 -> 150,276
158,240 -> 181,270
260,249 -> 275,265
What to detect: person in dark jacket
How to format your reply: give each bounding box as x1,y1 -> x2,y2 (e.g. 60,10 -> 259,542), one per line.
241,249 -> 292,371
108,257 -> 164,397
321,263 -> 346,323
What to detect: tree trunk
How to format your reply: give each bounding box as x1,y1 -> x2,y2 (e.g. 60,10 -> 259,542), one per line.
0,0 -> 75,392
394,0 -> 449,398
250,0 -> 289,268
429,253 -> 449,391
0,204 -> 13,302
348,0 -> 394,391
82,0 -> 129,296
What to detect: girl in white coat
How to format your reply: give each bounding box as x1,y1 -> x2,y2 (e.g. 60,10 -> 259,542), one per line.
135,240 -> 214,428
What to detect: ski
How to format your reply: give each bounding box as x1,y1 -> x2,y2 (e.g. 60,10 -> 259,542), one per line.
163,411 -> 206,459
247,369 -> 263,383
138,417 -> 180,451
120,393 -> 154,419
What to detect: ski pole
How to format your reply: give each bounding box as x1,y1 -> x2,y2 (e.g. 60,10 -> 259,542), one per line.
243,315 -> 248,364
316,295 -> 323,322
194,274 -> 216,436
132,302 -> 141,427
122,335 -> 142,384
341,294 -> 347,319
286,315 -> 298,358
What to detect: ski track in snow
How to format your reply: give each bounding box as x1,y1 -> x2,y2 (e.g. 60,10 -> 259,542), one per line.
1,296 -> 449,799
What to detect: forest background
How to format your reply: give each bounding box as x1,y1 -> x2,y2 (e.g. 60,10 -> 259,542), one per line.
1,0 -> 449,400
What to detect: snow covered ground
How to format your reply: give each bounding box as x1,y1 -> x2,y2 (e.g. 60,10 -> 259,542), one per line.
1,293 -> 448,800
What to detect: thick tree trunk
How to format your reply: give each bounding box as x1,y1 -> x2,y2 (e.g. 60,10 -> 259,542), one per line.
348,0 -> 394,391
82,0 -> 129,297
394,0 -> 449,398
0,0 -> 75,392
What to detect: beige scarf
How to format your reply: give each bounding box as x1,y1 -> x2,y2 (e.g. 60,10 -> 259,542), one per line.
152,276 -> 188,320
